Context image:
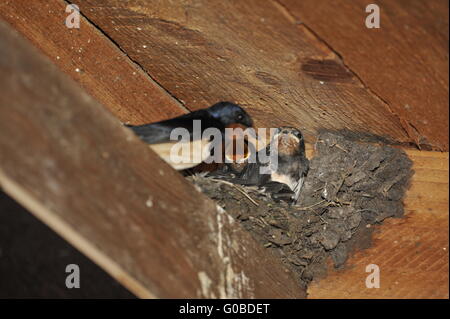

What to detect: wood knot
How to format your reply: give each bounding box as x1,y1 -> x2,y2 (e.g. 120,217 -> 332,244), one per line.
301,59 -> 354,83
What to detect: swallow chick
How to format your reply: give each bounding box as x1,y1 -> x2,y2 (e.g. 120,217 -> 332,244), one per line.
236,127 -> 309,204
126,101 -> 253,170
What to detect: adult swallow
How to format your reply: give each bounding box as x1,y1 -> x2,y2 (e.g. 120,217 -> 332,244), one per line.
126,101 -> 253,170
236,127 -> 309,204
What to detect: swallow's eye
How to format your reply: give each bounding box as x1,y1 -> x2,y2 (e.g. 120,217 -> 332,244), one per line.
237,114 -> 243,121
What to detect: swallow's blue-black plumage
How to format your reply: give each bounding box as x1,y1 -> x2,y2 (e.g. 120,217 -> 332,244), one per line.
126,101 -> 253,144
125,101 -> 253,170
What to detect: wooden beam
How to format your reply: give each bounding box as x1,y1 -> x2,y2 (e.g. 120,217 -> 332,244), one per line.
66,0 -> 413,146
0,20 -> 306,299
278,0 -> 449,151
0,0 -> 187,124
2,0 -> 447,299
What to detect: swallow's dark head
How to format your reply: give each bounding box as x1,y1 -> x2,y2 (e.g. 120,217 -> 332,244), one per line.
207,101 -> 253,127
272,126 -> 305,155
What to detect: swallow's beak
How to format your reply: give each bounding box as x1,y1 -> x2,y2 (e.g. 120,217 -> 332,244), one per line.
280,133 -> 291,144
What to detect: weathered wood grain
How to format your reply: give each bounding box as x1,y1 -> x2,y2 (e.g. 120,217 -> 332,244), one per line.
278,0 -> 449,151
69,0 -> 413,146
1,0 -> 447,299
0,20 -> 306,299
0,0 -> 186,124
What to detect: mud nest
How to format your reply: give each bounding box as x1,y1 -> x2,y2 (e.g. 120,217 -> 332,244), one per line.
187,132 -> 413,289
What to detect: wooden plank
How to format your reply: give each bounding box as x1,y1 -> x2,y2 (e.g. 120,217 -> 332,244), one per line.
2,0 -> 446,299
277,0 -> 449,151
0,20 -> 306,299
0,0 -> 186,124
307,150 -> 449,298
69,0 -> 414,146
